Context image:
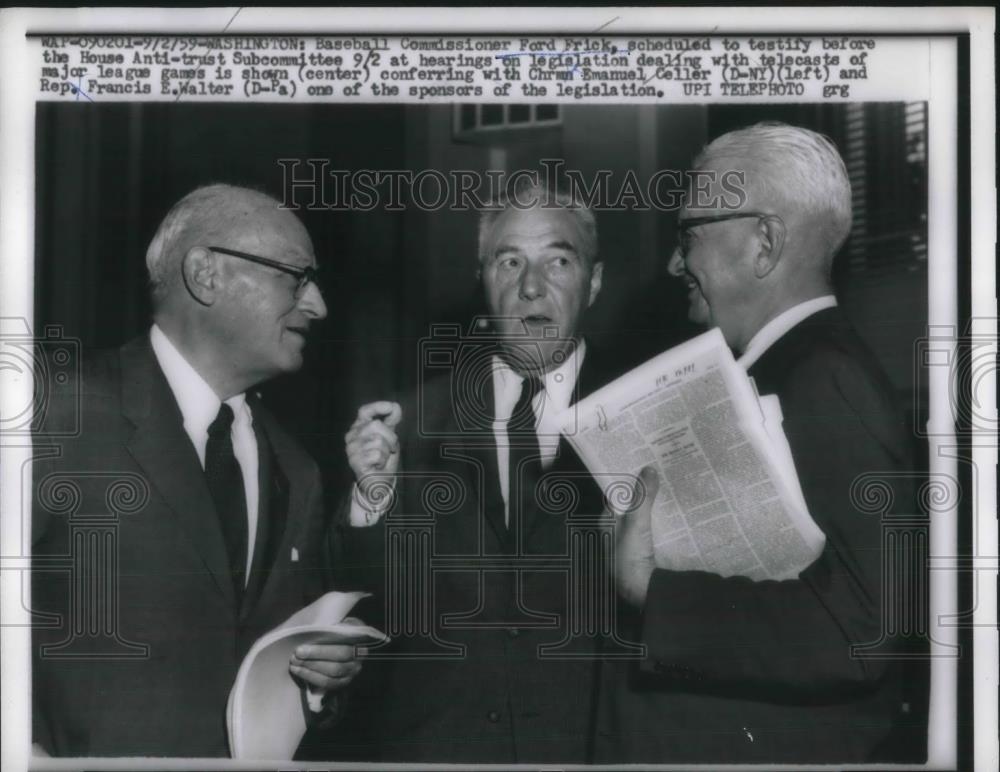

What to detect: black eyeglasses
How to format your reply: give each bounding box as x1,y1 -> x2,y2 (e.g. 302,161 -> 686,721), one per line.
676,212 -> 770,258
208,246 -> 321,297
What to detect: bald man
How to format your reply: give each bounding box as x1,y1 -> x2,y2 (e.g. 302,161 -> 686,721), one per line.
32,185 -> 359,757
598,123 -> 925,764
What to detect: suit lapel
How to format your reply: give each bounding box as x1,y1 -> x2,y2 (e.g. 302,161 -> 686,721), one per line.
240,414 -> 290,619
521,344 -> 607,542
246,402 -> 311,615
120,337 -> 236,608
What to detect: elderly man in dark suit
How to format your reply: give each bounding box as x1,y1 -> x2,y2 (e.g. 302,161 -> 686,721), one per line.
32,184 -> 360,757
317,179 -> 628,764
598,122 -> 926,764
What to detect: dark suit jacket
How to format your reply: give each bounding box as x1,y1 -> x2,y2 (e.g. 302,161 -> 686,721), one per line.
32,335 -> 331,757
311,344 -> 623,764
594,308 -> 928,764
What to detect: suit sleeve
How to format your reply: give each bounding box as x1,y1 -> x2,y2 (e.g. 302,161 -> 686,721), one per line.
327,393 -> 413,612
31,370 -> 88,755
328,489 -> 389,600
638,350 -> 913,698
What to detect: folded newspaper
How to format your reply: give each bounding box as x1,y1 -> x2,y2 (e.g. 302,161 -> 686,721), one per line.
226,591 -> 387,759
558,328 -> 825,581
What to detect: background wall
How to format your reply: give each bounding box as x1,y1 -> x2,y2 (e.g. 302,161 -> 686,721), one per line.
33,101 -> 929,489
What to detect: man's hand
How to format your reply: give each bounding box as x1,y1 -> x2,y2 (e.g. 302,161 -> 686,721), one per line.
613,466 -> 660,608
288,617 -> 367,696
345,401 -> 402,504
289,642 -> 362,693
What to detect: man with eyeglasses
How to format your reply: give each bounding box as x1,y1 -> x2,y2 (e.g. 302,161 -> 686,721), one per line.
32,184 -> 361,757
596,123 -> 926,764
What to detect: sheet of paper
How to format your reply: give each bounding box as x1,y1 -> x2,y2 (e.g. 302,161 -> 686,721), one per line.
558,328 -> 825,581
226,591 -> 388,760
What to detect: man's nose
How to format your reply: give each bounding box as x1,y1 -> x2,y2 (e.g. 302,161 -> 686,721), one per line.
518,262 -> 546,300
299,281 -> 327,320
666,247 -> 685,277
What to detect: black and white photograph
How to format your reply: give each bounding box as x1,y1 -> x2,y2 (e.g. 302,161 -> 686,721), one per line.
0,7 -> 994,771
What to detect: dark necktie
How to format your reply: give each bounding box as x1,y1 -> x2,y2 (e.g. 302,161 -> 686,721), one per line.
507,375 -> 543,549
205,403 -> 248,601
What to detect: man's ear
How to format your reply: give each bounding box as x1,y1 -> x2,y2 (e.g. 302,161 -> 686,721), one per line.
588,261 -> 604,306
753,216 -> 786,279
181,246 -> 219,306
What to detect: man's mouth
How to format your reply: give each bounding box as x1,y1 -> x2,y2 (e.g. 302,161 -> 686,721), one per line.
287,325 -> 309,339
522,314 -> 554,326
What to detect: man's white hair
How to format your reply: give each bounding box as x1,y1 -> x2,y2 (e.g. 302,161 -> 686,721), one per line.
145,184 -> 280,304
696,122 -> 853,259
477,176 -> 599,267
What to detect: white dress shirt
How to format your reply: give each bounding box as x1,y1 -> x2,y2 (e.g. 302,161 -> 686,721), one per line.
150,324 -> 259,582
737,295 -> 838,370
351,342 -> 587,527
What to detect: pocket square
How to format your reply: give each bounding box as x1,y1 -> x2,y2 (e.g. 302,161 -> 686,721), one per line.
291,547 -> 300,562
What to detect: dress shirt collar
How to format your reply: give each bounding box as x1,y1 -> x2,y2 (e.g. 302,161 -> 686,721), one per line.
492,340 -> 586,421
149,324 -> 249,441
737,296 -> 837,371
